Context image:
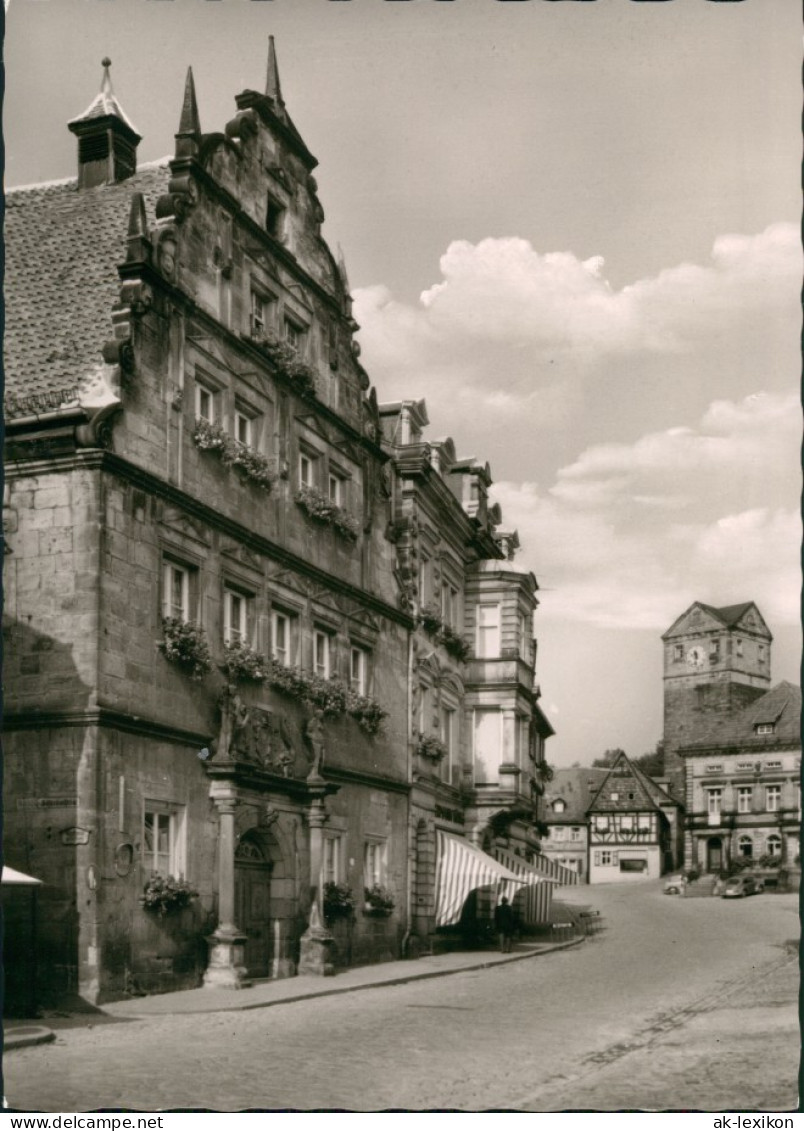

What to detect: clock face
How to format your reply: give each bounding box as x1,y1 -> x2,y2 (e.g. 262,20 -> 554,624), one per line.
686,646 -> 705,669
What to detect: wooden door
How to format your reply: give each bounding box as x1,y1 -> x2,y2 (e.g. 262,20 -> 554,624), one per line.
235,839 -> 273,978
706,837 -> 722,873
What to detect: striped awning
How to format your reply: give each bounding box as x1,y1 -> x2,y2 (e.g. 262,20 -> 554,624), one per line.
493,847 -> 560,884
531,852 -> 580,886
435,831 -> 528,928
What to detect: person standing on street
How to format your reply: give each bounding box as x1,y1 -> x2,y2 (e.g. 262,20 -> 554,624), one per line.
494,895 -> 515,953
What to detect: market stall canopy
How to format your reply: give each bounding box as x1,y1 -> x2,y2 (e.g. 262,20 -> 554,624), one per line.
2,866 -> 43,886
435,831 -> 528,928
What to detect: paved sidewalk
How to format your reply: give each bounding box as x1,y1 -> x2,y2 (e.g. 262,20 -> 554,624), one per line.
100,935 -> 584,1018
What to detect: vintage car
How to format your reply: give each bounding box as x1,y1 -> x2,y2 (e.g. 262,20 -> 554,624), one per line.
721,875 -> 759,899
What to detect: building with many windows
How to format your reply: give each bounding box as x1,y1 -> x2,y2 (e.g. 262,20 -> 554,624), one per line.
540,768 -> 608,882
586,753 -> 681,883
662,601 -> 800,875
3,45 -> 554,1004
378,405 -> 553,938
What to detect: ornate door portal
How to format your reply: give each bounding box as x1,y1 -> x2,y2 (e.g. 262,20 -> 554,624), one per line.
235,835 -> 274,978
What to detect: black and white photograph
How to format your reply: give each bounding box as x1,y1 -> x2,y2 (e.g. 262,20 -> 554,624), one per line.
2,0 -> 801,1115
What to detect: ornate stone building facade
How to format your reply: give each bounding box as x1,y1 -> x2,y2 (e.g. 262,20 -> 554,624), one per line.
663,602 -> 800,874
4,46 -> 554,1003
378,403 -> 553,938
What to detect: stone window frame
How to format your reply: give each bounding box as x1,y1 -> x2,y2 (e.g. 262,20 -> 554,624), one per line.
222,581 -> 256,648
265,192 -> 287,241
195,373 -> 223,425
271,604 -> 301,668
475,602 -> 501,659
312,625 -> 334,680
363,837 -> 388,890
143,799 -> 187,879
737,786 -> 752,814
298,441 -> 322,491
706,787 -> 723,815
439,696 -> 460,787
160,551 -> 203,626
349,641 -> 372,697
321,831 -> 344,887
765,784 -> 781,813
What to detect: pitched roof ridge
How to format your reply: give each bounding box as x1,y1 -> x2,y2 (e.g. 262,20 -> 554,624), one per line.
7,158 -> 171,195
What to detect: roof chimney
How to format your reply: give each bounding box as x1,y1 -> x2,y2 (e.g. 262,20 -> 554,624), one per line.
68,59 -> 141,188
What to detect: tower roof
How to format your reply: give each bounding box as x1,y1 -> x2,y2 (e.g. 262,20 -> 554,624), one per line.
67,58 -> 141,140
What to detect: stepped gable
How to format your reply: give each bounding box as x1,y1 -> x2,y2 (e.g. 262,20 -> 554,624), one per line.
586,751 -> 668,814
4,163 -> 170,416
544,767 -> 607,824
681,681 -> 801,752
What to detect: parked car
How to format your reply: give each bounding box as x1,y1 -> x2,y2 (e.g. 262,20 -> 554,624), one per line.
721,875 -> 758,898
663,874 -> 685,895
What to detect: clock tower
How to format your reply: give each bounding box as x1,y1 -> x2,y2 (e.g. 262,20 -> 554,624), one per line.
662,602 -> 772,799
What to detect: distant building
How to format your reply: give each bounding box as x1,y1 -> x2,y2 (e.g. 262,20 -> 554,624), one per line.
541,768 -> 608,882
662,601 -> 800,874
586,753 -> 681,883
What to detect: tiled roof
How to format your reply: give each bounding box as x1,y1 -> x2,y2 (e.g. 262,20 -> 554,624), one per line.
4,163 -> 170,417
544,767 -> 608,823
683,681 -> 801,751
587,751 -> 676,814
697,601 -> 756,628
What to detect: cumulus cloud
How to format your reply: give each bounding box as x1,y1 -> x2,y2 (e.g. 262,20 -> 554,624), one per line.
354,223 -> 801,408
492,391 -> 801,630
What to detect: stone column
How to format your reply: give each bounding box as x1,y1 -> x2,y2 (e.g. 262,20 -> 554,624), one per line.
298,783 -> 336,976
204,789 -> 249,989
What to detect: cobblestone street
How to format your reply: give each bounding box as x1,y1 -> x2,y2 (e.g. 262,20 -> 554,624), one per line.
5,883 -> 799,1113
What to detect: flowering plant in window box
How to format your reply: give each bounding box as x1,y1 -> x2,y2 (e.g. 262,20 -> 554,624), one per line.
439,624 -> 470,663
417,606 -> 470,662
418,603 -> 444,637
416,733 -> 448,762
345,692 -> 388,736
294,486 -> 360,541
160,618 -> 213,680
224,641 -> 268,684
261,660 -> 387,734
192,418 -> 276,491
323,881 -> 355,922
364,883 -> 395,914
246,330 -> 318,400
140,873 -> 198,916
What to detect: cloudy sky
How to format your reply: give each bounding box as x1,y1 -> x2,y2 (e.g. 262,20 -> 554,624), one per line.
6,0 -> 801,764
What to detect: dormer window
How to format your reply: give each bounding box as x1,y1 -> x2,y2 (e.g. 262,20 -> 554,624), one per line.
755,723 -> 775,736
553,799 -> 566,814
266,195 -> 286,240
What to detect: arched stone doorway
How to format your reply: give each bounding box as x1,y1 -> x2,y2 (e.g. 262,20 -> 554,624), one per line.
706,836 -> 723,873
235,832 -> 274,978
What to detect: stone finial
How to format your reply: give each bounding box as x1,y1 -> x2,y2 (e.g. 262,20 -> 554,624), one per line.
127,192 -> 148,239
265,35 -> 284,106
336,245 -> 351,292
125,192 -> 151,263
175,67 -> 201,158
